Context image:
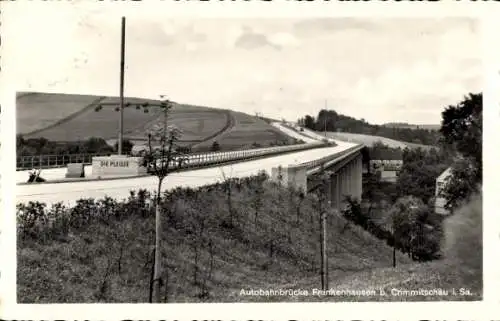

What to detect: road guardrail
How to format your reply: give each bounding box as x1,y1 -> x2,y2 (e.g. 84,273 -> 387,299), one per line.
165,141 -> 331,171
289,144 -> 365,173
17,153 -> 108,171
17,141 -> 334,172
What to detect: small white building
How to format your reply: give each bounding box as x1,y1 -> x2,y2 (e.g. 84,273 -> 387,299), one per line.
435,167 -> 452,215
369,159 -> 403,183
131,144 -> 163,156
369,159 -> 403,172
131,144 -> 148,156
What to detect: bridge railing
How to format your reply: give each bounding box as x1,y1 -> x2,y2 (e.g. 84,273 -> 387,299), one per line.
288,144 -> 365,172
163,141 -> 330,171
17,153 -> 108,170
17,141 -> 333,171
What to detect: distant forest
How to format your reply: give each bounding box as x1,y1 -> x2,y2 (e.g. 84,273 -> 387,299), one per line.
297,110 -> 440,146
383,122 -> 440,131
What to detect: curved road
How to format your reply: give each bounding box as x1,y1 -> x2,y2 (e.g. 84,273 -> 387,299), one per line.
270,122 -> 319,144
17,140 -> 357,207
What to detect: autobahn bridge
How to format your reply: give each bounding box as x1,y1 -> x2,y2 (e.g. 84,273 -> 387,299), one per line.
271,143 -> 365,211
15,123 -> 368,208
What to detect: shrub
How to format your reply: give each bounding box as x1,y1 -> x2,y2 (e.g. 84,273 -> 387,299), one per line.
342,195 -> 442,262
17,201 -> 47,239
442,194 -> 482,288
18,170 -> 414,303
210,141 -> 221,152
114,139 -> 134,155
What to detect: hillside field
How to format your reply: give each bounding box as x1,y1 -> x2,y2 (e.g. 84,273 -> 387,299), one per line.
324,131 -> 436,151
194,110 -> 300,151
16,93 -> 104,134
16,92 -> 297,151
383,122 -> 441,131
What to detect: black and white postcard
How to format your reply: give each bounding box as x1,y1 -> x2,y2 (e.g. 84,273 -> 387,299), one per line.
0,2 -> 493,320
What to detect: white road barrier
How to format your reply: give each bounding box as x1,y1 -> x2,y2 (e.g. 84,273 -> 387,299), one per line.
16,141 -> 358,207
16,140 -> 328,184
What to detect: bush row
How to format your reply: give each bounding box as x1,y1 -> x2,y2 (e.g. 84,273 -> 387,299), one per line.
17,171 -> 307,263
17,170 -> 414,302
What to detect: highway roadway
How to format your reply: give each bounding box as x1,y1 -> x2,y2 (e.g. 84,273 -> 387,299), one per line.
16,140 -> 357,207
270,122 -> 320,144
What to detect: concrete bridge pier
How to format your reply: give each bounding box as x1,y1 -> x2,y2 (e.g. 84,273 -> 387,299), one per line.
346,162 -> 352,201
325,152 -> 363,212
355,154 -> 363,200
271,150 -> 363,212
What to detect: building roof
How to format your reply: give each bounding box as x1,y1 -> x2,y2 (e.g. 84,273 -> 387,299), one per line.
437,167 -> 453,181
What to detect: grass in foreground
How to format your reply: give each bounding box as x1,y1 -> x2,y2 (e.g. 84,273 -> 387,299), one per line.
18,175 -> 411,303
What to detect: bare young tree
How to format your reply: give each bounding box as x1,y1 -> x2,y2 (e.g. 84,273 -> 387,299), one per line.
252,180 -> 264,230
143,98 -> 185,303
219,166 -> 236,227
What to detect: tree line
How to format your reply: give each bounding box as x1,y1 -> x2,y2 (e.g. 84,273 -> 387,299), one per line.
303,93 -> 481,212
297,109 -> 441,146
439,93 -> 482,211
16,135 -> 134,156
341,92 -> 482,263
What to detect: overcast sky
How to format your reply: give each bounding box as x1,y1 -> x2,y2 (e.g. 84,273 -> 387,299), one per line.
4,9 -> 481,124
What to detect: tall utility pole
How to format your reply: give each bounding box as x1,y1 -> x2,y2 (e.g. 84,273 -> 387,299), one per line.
392,223 -> 397,268
321,209 -> 328,289
319,166 -> 329,290
118,17 -> 126,155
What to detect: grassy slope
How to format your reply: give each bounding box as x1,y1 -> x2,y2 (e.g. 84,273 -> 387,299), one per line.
17,180 -> 411,303
192,111 -> 301,151
324,131 -> 436,151
383,123 -> 441,131
16,93 -> 104,134
290,195 -> 483,302
17,93 -> 294,150
18,94 -> 230,143
441,194 -> 482,294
